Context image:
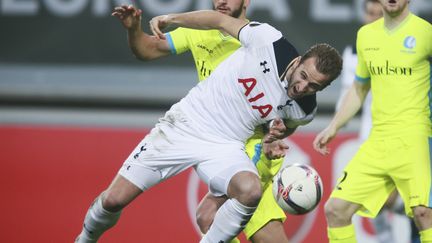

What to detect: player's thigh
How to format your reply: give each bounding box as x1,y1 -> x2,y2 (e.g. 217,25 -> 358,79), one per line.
249,220 -> 288,243
195,148 -> 258,197
244,183 -> 286,240
392,135 -> 432,217
330,139 -> 395,218
119,124 -> 199,191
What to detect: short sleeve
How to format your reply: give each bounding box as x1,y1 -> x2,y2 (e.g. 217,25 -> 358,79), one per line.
238,22 -> 283,48
354,28 -> 371,84
166,27 -> 190,55
284,108 -> 316,129
428,25 -> 432,57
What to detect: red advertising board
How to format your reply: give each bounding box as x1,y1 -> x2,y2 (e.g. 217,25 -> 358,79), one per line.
0,126 -> 411,243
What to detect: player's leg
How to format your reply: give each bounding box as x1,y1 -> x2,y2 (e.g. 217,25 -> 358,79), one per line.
391,135 -> 432,243
196,192 -> 228,234
75,174 -> 144,243
250,220 -> 288,243
245,181 -> 287,243
197,128 -> 278,243
324,198 -> 361,243
412,206 -> 432,243
326,138 -> 395,243
76,123 -> 180,243
197,154 -> 262,243
243,131 -> 288,243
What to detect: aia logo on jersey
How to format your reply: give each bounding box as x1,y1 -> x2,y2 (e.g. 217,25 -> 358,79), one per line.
238,78 -> 273,118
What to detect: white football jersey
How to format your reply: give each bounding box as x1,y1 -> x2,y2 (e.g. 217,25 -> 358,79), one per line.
177,23 -> 317,142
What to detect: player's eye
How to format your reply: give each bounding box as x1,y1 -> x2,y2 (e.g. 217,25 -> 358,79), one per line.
308,82 -> 323,91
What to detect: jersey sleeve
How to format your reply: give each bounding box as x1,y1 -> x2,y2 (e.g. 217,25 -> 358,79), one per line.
238,22 -> 283,48
165,27 -> 190,55
428,24 -> 432,57
354,28 -> 371,84
284,108 -> 316,129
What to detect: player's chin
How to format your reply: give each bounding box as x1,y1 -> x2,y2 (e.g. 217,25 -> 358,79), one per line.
289,91 -> 302,99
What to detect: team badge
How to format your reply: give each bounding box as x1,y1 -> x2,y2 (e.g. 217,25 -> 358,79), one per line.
403,36 -> 416,49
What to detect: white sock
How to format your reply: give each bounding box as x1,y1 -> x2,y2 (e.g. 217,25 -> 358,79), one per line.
75,196 -> 121,243
200,199 -> 256,243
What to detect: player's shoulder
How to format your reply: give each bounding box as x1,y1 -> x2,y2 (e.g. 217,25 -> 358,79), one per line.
239,21 -> 282,38
239,21 -> 282,41
272,37 -> 299,76
409,13 -> 432,28
358,18 -> 383,36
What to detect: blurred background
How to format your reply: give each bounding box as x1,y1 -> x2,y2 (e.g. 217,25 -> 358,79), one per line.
0,0 -> 431,242
1,0 -> 429,128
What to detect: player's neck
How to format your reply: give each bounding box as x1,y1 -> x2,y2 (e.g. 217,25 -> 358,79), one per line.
383,8 -> 410,30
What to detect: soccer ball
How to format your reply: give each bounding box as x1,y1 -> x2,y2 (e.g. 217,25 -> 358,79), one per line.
272,163 -> 323,215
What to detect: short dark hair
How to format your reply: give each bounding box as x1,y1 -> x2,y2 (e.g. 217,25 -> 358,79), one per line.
300,43 -> 342,89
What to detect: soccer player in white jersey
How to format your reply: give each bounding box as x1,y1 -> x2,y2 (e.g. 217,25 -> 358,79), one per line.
75,10 -> 342,243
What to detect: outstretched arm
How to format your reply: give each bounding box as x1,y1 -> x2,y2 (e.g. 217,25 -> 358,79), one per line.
149,10 -> 248,40
313,81 -> 370,155
112,5 -> 171,61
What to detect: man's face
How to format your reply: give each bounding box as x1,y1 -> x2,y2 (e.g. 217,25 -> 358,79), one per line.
364,1 -> 383,24
213,0 -> 245,18
286,57 -> 328,99
379,0 -> 409,17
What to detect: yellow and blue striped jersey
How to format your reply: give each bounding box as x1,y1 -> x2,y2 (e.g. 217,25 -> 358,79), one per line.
355,13 -> 432,138
166,27 -> 241,81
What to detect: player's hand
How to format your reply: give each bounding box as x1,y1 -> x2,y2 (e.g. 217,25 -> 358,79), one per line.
312,125 -> 337,155
263,118 -> 287,143
149,15 -> 171,40
263,139 -> 289,160
112,5 -> 142,30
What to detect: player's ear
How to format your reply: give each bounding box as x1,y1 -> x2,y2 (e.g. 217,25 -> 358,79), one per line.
244,0 -> 250,8
290,56 -> 301,70
284,56 -> 301,80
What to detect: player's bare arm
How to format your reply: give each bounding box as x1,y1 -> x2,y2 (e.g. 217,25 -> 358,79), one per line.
112,4 -> 171,61
313,81 -> 370,155
149,10 -> 248,40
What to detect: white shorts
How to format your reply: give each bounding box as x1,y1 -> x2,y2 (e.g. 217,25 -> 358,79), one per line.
118,106 -> 258,197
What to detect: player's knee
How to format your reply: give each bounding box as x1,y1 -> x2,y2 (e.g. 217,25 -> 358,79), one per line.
413,206 -> 432,229
101,191 -> 127,212
228,172 -> 262,207
324,199 -> 349,223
